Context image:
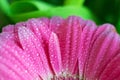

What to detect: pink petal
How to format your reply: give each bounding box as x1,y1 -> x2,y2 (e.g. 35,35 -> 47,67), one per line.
50,16 -> 84,76
2,25 -> 15,32
84,24 -> 120,80
49,32 -> 62,76
0,16 -> 120,80
0,33 -> 33,80
78,20 -> 97,79
18,27 -> 52,79
99,53 -> 120,80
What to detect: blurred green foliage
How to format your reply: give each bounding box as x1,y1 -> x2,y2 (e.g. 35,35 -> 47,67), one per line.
0,0 -> 120,33
85,0 -> 120,33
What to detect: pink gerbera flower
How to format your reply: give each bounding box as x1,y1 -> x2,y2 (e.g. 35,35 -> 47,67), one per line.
0,16 -> 120,80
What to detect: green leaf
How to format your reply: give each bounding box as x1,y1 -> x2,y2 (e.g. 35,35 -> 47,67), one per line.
48,6 -> 98,21
10,0 -> 54,14
0,0 -> 11,16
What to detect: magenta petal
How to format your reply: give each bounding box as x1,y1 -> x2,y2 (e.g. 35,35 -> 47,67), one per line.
2,25 -> 15,32
0,33 -> 33,80
25,19 -> 43,42
99,53 -> 120,80
49,32 -> 62,76
85,24 -> 120,80
18,27 -> 52,79
78,20 -> 97,78
0,16 -> 120,80
49,17 -> 67,70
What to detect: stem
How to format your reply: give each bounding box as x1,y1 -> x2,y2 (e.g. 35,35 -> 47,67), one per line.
64,0 -> 85,7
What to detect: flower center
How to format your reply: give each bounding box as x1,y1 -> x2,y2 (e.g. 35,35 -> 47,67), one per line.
51,76 -> 80,80
50,73 -> 81,80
